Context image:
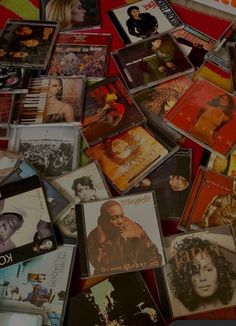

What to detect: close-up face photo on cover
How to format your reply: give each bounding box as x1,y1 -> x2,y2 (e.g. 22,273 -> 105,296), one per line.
0,0 -> 236,325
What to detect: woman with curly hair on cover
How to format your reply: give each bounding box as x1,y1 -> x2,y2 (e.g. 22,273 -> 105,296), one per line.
168,235 -> 236,315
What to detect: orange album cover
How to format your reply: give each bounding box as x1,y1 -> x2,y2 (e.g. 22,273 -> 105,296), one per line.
85,126 -> 169,193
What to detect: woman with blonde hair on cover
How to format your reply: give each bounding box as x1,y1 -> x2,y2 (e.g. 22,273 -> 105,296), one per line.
46,0 -> 86,30
44,78 -> 75,123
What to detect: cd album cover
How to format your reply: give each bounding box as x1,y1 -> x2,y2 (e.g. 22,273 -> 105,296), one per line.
65,272 -> 166,326
207,149 -> 236,179
0,242 -> 75,326
133,75 -> 192,141
81,76 -> 146,145
76,191 -> 165,277
9,124 -> 80,178
43,0 -> 101,31
85,126 -> 171,193
171,24 -> 216,69
0,160 -> 71,224
0,94 -> 15,138
13,76 -> 85,125
0,67 -> 31,94
0,151 -> 20,182
0,176 -> 57,268
178,166 -> 236,231
52,162 -> 110,238
113,32 -> 194,93
0,20 -> 59,70
0,312 -> 43,326
129,148 -> 192,220
165,78 -> 236,157
160,225 -> 236,317
108,0 -> 183,44
47,32 -> 110,78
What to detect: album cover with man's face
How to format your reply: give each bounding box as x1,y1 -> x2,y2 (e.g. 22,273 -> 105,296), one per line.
156,225 -> 236,318
76,191 -> 165,278
0,242 -> 75,326
0,20 -> 59,69
0,175 -> 57,269
113,31 -> 194,93
108,0 -> 183,44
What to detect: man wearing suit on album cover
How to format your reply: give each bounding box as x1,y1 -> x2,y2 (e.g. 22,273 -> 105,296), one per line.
87,200 -> 162,275
126,6 -> 159,39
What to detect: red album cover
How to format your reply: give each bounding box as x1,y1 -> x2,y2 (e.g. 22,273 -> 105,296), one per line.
165,78 -> 236,157
178,166 -> 236,231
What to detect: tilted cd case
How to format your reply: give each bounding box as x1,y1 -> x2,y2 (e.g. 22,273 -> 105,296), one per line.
76,191 -> 165,278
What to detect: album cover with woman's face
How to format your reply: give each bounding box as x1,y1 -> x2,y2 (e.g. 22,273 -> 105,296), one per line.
14,76 -> 85,125
165,78 -> 236,157
76,191 -> 165,277
85,126 -> 171,193
47,32 -> 110,78
133,75 -> 192,141
0,176 -> 57,269
108,0 -> 183,44
112,32 -> 194,93
44,0 -> 100,31
0,243 -> 75,326
81,76 -> 146,145
65,272 -> 166,326
178,166 -> 236,233
160,225 -> 236,318
52,162 -> 110,238
0,20 -> 59,69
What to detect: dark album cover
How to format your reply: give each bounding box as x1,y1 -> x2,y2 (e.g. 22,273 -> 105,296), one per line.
13,76 -> 85,125
178,166 -> 236,233
81,76 -> 146,145
0,160 -> 71,224
108,0 -> 183,44
43,0 -> 100,31
159,225 -> 236,317
171,24 -> 216,69
76,192 -> 165,277
47,32 -> 110,78
133,75 -> 192,141
0,242 -> 75,326
0,176 -> 57,268
0,67 -> 31,94
85,126 -> 171,193
113,32 -> 194,93
65,272 -> 166,326
165,78 -> 236,157
227,42 -> 236,95
0,94 -> 15,138
52,162 -> 110,238
129,149 -> 192,220
0,20 -> 59,70
10,124 -> 80,179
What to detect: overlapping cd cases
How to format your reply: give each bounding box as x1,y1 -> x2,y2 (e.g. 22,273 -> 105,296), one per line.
112,31 -> 194,93
0,175 -> 57,269
0,20 -> 59,70
76,192 -> 165,278
108,0 -> 183,44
